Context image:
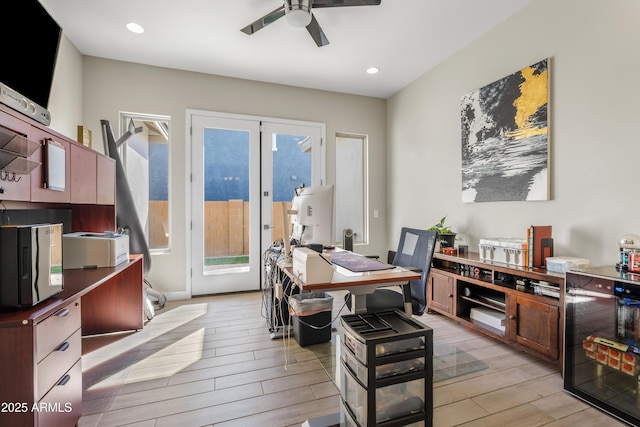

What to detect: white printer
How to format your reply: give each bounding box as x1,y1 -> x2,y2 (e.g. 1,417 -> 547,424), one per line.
63,232 -> 129,269
292,247 -> 334,284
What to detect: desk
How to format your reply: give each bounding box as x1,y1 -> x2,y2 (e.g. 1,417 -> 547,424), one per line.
0,254 -> 144,427
277,248 -> 420,315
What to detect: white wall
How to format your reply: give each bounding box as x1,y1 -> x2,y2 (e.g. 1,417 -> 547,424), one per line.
47,35 -> 83,139
77,58 -> 387,297
387,0 -> 640,267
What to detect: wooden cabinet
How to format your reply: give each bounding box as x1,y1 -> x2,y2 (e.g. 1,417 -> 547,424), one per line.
96,154 -> 115,205
70,143 -> 97,204
428,252 -> 564,368
428,270 -> 454,315
0,103 -> 126,426
508,294 -> 560,360
0,298 -> 82,427
69,144 -> 115,205
0,104 -> 115,207
0,256 -> 144,427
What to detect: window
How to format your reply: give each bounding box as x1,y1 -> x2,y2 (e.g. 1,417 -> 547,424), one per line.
119,112 -> 171,253
335,133 -> 367,244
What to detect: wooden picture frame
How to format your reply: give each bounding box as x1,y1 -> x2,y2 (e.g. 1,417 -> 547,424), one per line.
77,125 -> 92,148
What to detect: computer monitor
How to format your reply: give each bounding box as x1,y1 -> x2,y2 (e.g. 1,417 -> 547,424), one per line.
290,185 -> 334,247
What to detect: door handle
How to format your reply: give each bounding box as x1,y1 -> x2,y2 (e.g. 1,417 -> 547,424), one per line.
263,225 -> 274,230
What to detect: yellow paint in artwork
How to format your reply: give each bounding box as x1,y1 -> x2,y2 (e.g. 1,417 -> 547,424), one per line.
506,65 -> 548,140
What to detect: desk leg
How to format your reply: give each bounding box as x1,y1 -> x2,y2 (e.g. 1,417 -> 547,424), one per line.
352,294 -> 368,314
402,283 -> 412,315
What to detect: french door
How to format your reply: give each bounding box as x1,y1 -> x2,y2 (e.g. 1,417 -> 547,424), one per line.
189,111 -> 324,296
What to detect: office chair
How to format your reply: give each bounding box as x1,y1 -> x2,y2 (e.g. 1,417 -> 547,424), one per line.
347,227 -> 437,315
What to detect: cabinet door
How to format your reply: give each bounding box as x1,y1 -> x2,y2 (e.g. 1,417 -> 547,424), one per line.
70,143 -> 97,204
429,271 -> 454,314
96,154 -> 115,205
508,295 -> 559,359
30,127 -> 71,203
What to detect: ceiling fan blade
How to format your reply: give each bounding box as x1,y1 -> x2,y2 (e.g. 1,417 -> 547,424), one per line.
306,14 -> 330,47
311,0 -> 381,8
240,6 -> 286,35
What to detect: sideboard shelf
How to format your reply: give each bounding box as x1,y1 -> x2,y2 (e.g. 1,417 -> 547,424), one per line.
428,252 -> 565,369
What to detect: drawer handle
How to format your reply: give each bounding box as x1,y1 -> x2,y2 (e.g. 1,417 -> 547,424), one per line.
55,341 -> 70,352
57,374 -> 71,386
55,308 -> 70,317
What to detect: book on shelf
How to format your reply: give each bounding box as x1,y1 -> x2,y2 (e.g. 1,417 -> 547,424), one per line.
527,225 -> 553,268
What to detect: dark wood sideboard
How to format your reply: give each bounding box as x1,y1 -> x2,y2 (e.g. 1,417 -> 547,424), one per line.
428,252 -> 565,369
0,104 -> 144,426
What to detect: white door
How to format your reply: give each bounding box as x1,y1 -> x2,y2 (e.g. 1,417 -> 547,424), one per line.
189,111 -> 324,295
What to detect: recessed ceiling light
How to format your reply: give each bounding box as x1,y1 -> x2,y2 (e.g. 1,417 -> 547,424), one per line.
126,22 -> 145,34
366,67 -> 380,75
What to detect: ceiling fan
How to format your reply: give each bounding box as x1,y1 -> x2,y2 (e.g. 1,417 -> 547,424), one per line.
240,0 -> 382,47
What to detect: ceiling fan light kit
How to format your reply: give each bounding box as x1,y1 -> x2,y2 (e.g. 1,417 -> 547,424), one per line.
241,0 -> 382,47
285,0 -> 312,27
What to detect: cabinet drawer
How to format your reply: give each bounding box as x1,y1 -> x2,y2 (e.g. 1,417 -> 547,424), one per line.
37,359 -> 82,427
37,328 -> 81,400
36,299 -> 81,363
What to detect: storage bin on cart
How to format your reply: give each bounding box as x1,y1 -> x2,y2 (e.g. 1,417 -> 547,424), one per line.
289,291 -> 333,347
478,238 -> 528,267
339,309 -> 433,426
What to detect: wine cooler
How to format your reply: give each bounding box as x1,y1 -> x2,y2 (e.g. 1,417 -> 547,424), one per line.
565,267 -> 640,425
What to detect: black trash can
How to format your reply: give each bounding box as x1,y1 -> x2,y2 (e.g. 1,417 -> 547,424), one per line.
289,292 -> 333,347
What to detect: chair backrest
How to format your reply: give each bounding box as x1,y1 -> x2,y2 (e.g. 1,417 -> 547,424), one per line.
392,227 -> 437,314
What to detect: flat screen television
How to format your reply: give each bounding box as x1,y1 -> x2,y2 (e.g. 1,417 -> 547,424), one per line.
290,185 -> 334,247
1,0 -> 62,109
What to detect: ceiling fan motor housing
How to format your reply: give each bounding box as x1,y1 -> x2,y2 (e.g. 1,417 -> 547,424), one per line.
285,0 -> 312,27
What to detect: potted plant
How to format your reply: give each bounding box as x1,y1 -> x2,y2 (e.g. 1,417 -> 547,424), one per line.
428,216 -> 456,250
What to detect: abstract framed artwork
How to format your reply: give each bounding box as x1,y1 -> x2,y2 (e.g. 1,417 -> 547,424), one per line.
461,58 -> 550,202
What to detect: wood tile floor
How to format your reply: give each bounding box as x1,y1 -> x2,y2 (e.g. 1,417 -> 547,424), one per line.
78,290 -> 627,427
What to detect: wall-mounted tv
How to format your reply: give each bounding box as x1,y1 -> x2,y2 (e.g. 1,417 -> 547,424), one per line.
1,0 -> 62,109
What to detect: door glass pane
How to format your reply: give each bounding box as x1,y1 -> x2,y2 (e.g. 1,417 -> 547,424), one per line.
203,128 -> 250,273
271,133 -> 311,245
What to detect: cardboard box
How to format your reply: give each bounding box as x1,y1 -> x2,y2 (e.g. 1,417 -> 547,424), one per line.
63,232 -> 129,269
622,361 -> 638,376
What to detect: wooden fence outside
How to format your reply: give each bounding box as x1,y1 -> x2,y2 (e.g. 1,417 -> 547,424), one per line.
149,200 -> 290,257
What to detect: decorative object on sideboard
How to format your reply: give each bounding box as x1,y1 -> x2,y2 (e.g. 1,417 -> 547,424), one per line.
617,233 -> 640,272
428,215 -> 456,252
478,237 -> 528,267
461,58 -> 550,203
527,224 -> 553,268
77,125 -> 92,148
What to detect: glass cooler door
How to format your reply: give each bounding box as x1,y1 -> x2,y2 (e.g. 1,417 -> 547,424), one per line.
565,269 -> 640,425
